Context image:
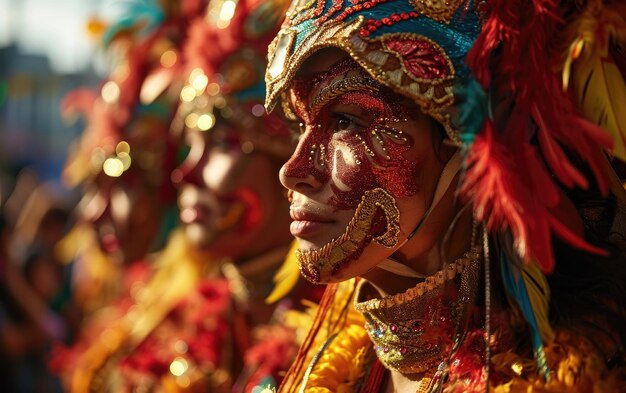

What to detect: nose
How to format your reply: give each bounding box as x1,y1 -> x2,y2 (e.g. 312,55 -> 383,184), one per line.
279,133 -> 324,195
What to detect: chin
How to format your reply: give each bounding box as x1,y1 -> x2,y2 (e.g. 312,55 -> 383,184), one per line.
295,226 -> 348,251
295,237 -> 321,251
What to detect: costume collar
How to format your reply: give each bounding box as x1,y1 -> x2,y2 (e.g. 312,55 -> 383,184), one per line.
354,247 -> 482,374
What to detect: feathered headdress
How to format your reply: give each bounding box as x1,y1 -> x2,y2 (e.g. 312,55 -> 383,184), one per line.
176,0 -> 293,158
61,0 -> 200,199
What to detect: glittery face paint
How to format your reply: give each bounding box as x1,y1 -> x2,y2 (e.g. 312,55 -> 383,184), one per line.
281,58 -> 431,283
289,59 -> 420,207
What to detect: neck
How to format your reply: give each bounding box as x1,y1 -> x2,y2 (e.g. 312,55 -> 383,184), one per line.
363,199 -> 473,296
233,244 -> 290,278
228,244 -> 291,326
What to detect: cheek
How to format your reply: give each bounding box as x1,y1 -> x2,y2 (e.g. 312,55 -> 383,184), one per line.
232,188 -> 263,233
371,140 -> 422,197
328,131 -> 421,210
330,140 -> 377,209
232,157 -> 276,231
283,131 -> 332,185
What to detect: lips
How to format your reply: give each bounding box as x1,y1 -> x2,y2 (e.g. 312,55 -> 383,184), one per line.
101,232 -> 119,253
289,208 -> 334,237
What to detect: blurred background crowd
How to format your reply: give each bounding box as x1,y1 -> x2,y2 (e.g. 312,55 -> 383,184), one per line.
0,1 -> 102,391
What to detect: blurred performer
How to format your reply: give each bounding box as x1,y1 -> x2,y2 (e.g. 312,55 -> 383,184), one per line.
54,0 -> 318,392
57,0 -> 186,314
167,0 -> 317,390
0,187 -> 73,393
262,0 -> 626,392
50,0 -> 197,389
108,0 -> 315,391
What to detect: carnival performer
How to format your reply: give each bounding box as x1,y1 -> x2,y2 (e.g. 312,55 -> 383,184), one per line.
56,0 -> 184,315
55,0 -> 319,392
108,1 -> 319,390
49,0 -> 194,389
264,0 -> 626,392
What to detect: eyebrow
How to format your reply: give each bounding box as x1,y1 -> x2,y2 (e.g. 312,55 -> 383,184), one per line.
309,75 -> 381,118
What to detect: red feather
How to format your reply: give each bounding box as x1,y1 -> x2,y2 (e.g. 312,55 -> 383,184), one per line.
462,0 -> 613,269
462,119 -> 607,272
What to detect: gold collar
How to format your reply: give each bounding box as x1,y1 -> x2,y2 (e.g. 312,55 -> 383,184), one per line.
354,248 -> 482,374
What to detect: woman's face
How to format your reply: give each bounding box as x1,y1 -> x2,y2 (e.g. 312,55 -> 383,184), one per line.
280,55 -> 449,283
175,122 -> 289,259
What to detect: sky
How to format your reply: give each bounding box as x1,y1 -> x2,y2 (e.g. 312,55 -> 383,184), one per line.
0,0 -> 118,73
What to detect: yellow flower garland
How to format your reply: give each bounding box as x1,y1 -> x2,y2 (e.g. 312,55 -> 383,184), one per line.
303,323 -> 372,393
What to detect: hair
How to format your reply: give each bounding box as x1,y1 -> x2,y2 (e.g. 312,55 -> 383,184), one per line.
430,118 -> 450,163
547,159 -> 626,367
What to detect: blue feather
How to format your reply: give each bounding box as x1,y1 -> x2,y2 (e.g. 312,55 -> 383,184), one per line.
500,253 -> 551,379
453,77 -> 488,145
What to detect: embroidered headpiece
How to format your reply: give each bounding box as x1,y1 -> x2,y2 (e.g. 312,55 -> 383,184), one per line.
177,0 -> 293,158
62,0 -> 197,192
265,0 -> 480,142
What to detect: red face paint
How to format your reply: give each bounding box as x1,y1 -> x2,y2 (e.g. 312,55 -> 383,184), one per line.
285,58 -> 421,212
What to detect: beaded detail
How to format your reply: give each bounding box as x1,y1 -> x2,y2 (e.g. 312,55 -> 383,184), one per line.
354,248 -> 482,373
265,0 -> 481,144
296,188 -> 401,283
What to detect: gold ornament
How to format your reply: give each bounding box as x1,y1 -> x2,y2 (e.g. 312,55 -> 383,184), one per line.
296,188 -> 400,282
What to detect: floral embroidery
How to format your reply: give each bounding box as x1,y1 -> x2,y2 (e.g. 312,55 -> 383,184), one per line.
383,35 -> 452,80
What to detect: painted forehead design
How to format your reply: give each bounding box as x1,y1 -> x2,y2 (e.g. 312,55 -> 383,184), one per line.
290,58 -> 402,120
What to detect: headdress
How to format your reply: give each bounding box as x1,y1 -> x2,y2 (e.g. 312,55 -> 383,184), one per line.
176,0 -> 292,158
62,0 -> 199,197
265,0 -> 626,378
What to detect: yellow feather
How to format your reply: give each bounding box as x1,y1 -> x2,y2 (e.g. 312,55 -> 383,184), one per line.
574,44 -> 626,160
564,2 -> 626,160
266,239 -> 301,304
522,262 -> 555,344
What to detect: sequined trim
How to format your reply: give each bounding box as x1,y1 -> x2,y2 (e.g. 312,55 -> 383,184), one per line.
265,16 -> 365,111
353,247 -> 482,374
355,248 -> 481,311
265,17 -> 461,144
309,75 -> 381,118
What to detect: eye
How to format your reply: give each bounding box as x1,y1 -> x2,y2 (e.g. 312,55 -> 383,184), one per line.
333,113 -> 361,132
338,117 -> 350,130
